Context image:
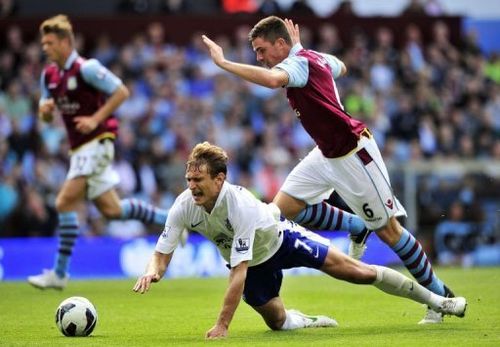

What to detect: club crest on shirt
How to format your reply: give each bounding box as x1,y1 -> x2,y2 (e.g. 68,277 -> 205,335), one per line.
67,76 -> 77,90
235,238 -> 249,253
225,218 -> 234,232
161,226 -> 171,238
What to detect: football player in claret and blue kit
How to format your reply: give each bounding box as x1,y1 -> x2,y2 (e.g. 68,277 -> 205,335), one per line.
28,14 -> 170,290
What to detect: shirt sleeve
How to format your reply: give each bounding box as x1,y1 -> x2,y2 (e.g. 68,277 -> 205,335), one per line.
80,58 -> 122,95
319,53 -> 342,79
39,70 -> 50,105
229,208 -> 257,267
275,55 -> 309,88
155,202 -> 186,254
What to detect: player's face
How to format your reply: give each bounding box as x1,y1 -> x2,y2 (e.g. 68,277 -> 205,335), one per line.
41,33 -> 70,67
186,164 -> 224,212
252,37 -> 288,68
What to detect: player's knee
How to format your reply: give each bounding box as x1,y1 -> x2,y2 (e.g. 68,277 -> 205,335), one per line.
375,217 -> 402,245
98,205 -> 121,219
55,195 -> 72,212
266,316 -> 286,331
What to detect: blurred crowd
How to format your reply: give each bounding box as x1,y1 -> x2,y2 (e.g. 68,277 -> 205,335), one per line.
0,7 -> 498,263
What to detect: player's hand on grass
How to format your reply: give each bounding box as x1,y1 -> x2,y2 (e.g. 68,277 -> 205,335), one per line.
74,115 -> 99,134
284,18 -> 300,46
133,273 -> 160,294
39,98 -> 55,122
201,35 -> 225,67
205,324 -> 227,339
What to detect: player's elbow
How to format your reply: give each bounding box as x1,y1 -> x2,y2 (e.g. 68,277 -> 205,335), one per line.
340,62 -> 347,76
267,79 -> 284,89
119,84 -> 130,99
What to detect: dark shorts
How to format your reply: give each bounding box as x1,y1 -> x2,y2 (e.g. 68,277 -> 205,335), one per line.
242,228 -> 329,307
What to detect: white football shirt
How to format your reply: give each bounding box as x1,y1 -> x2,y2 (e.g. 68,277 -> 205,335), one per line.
155,182 -> 283,267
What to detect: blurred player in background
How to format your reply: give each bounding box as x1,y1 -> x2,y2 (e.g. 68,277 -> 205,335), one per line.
28,14 -> 170,290
133,142 -> 466,339
202,16 -> 457,324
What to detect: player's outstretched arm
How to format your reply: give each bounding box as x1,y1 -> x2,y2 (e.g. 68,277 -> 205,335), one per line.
133,251 -> 172,294
202,35 -> 288,89
206,261 -> 248,339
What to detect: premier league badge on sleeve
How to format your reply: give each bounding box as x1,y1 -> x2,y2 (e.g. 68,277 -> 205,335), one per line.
235,238 -> 250,253
67,76 -> 77,90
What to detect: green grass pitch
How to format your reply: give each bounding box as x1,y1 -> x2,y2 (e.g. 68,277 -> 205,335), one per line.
1,267 -> 499,346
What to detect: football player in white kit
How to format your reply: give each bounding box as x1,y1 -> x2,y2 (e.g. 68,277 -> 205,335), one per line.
133,142 -> 466,339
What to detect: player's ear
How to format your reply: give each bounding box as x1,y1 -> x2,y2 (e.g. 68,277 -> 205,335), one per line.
216,172 -> 226,185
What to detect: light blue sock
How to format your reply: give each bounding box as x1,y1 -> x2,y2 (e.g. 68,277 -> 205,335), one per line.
392,228 -> 446,296
54,211 -> 79,278
120,198 -> 168,226
294,201 -> 366,234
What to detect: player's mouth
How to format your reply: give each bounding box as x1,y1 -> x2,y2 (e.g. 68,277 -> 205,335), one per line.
192,191 -> 203,200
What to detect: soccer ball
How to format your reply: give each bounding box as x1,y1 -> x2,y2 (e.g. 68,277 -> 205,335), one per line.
55,296 -> 98,337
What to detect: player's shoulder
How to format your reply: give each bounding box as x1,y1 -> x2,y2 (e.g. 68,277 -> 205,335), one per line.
80,58 -> 105,73
225,183 -> 261,210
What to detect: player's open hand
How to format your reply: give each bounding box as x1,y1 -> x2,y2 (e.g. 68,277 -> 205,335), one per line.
284,18 -> 301,46
133,273 -> 160,294
201,35 -> 225,67
74,116 -> 98,134
205,324 -> 228,339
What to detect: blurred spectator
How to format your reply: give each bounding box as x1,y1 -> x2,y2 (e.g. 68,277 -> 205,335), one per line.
332,0 -> 355,17
316,23 -> 343,56
257,0 -> 282,16
0,0 -> 18,18
401,0 -> 426,16
288,0 -> 315,16
117,0 -> 154,13
423,0 -> 445,16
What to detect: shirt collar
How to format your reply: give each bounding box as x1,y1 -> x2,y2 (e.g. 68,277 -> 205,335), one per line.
289,43 -> 303,57
209,181 -> 229,214
63,50 -> 79,70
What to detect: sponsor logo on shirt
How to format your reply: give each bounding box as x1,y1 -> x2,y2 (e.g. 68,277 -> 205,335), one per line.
67,76 -> 77,90
214,233 -> 232,249
235,238 -> 250,253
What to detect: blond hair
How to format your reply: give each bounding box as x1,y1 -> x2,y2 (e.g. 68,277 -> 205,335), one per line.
40,14 -> 74,44
187,142 -> 228,178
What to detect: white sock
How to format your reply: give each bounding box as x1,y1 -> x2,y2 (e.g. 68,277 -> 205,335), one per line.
371,265 -> 443,310
281,310 -> 310,330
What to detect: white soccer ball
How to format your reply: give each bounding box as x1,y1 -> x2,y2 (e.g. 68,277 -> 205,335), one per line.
55,296 -> 98,337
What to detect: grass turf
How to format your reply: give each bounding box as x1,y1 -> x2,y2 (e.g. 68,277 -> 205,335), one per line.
0,267 -> 499,346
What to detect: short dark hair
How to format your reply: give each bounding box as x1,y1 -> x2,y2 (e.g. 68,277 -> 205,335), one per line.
187,142 -> 228,178
248,16 -> 292,45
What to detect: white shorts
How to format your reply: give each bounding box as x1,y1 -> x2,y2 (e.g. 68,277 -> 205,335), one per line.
280,136 -> 407,230
66,138 -> 120,200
